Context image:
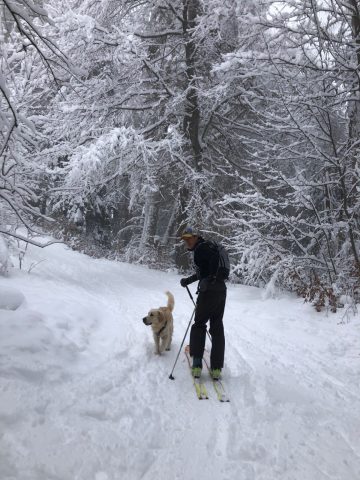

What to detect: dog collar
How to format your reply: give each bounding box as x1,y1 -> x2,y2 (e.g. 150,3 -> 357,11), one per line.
156,320 -> 168,337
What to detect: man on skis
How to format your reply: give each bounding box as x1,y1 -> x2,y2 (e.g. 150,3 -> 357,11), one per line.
180,227 -> 227,380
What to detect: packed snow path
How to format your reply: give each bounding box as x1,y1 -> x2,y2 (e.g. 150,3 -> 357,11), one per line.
0,243 -> 359,480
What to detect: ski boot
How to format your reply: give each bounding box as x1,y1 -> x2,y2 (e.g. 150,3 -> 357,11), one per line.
191,367 -> 202,378
210,368 -> 221,381
192,357 -> 202,378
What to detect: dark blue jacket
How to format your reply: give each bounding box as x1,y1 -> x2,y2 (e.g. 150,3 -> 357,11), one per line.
186,237 -> 226,292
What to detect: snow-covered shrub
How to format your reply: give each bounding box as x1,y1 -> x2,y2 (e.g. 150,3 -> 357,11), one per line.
0,286 -> 25,310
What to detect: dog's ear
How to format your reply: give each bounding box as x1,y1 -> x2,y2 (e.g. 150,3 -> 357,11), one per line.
158,310 -> 166,323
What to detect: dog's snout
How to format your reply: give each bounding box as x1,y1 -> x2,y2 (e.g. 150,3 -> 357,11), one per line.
143,317 -> 149,325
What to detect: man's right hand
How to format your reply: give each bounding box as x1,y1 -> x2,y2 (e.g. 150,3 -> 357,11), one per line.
180,277 -> 189,287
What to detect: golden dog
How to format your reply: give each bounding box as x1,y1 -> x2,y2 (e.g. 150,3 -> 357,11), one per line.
143,291 -> 174,355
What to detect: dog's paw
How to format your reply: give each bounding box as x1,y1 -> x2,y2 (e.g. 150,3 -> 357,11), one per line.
165,347 -> 171,351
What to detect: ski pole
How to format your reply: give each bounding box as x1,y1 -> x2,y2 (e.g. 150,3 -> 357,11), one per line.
186,285 -> 196,306
168,307 -> 196,380
186,285 -> 212,343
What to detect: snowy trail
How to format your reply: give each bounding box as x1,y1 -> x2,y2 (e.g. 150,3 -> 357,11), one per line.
0,243 -> 359,480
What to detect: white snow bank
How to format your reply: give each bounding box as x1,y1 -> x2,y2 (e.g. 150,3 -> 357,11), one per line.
0,308 -> 77,381
0,286 -> 25,310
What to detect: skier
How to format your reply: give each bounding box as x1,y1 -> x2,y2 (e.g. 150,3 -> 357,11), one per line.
180,227 -> 227,379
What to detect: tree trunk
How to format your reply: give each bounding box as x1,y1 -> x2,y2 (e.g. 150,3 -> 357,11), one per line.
345,0 -> 360,265
139,188 -> 160,251
173,186 -> 192,270
182,0 -> 202,171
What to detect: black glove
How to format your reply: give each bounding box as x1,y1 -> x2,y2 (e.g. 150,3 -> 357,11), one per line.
180,274 -> 197,288
180,277 -> 190,287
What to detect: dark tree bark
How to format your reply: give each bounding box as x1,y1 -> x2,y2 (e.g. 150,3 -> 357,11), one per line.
182,0 -> 202,171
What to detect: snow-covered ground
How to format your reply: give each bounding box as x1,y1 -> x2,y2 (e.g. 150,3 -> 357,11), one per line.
0,242 -> 359,480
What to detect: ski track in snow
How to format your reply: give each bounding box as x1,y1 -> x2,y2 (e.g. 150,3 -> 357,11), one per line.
0,243 -> 359,480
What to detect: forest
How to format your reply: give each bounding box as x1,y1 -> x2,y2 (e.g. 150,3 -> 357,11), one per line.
1,0 -> 360,310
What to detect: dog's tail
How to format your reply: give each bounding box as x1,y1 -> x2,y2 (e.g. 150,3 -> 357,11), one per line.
165,291 -> 175,312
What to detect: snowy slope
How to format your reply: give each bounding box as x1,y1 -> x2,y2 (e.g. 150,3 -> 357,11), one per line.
0,242 -> 359,480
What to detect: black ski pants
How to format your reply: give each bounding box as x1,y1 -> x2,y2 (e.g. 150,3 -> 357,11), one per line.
189,289 -> 226,369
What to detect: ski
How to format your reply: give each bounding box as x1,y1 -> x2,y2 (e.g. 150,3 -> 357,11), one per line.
185,345 -> 208,400
203,350 -> 230,402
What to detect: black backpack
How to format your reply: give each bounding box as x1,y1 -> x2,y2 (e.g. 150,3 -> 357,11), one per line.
206,241 -> 230,281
